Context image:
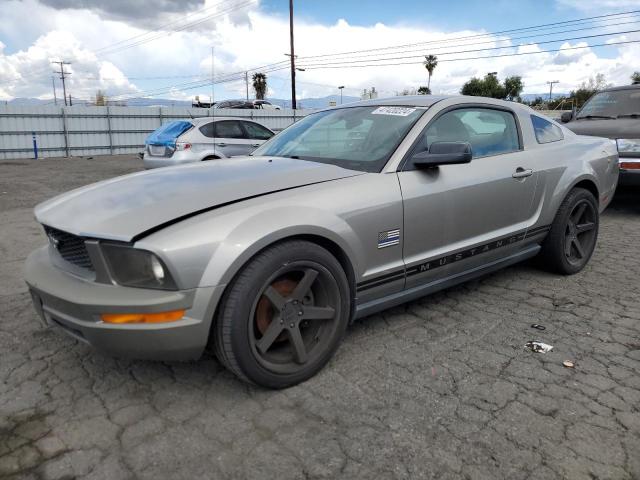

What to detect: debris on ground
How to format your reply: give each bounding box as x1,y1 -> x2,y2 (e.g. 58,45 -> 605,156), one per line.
525,341 -> 554,353
563,360 -> 575,368
531,324 -> 546,331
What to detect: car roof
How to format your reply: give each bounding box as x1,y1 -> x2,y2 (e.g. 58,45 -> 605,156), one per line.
330,95 -> 536,113
189,116 -> 256,125
595,83 -> 640,93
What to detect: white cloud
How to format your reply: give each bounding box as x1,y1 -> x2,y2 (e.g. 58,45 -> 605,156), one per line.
1,0 -> 640,103
0,29 -> 138,102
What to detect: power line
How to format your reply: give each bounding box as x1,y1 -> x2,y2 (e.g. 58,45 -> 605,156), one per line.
298,9 -> 640,60
299,38 -> 640,70
295,17 -> 640,63
92,0 -> 243,54
95,0 -> 258,56
0,0 -> 257,87
297,28 -> 640,67
107,64 -> 291,102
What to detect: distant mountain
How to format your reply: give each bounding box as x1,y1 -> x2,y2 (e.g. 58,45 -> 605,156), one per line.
4,94 -> 362,109
269,95 -> 361,109
5,97 -> 50,106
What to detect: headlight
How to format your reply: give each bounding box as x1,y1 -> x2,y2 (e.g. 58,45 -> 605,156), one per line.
101,244 -> 178,290
616,139 -> 640,155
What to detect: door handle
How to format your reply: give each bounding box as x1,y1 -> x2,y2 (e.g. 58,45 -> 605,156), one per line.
251,143 -> 261,147
512,168 -> 533,179
215,143 -> 227,147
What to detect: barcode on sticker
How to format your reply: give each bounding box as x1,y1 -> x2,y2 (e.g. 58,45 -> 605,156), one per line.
371,106 -> 417,117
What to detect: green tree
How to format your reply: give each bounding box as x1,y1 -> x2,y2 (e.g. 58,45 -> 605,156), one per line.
632,71 -> 640,84
460,73 -> 507,99
423,55 -> 438,90
417,86 -> 431,95
252,72 -> 267,100
504,76 -> 524,101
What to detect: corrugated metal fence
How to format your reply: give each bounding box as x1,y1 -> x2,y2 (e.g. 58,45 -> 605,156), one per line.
0,106 -> 312,160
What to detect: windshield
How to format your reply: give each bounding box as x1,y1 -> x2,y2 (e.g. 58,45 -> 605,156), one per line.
252,106 -> 425,172
577,89 -> 640,119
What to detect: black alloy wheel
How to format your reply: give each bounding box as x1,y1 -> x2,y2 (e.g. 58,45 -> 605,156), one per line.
213,240 -> 350,388
539,187 -> 599,275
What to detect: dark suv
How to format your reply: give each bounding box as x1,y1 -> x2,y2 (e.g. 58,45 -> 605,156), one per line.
561,83 -> 640,186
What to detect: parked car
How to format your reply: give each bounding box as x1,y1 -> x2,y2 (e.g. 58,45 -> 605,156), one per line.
26,96 -> 618,388
253,100 -> 281,110
143,117 -> 275,169
214,99 -> 281,110
561,83 -> 640,186
214,100 -> 255,109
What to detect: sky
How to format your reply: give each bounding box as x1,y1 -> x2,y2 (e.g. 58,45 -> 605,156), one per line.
0,0 -> 639,105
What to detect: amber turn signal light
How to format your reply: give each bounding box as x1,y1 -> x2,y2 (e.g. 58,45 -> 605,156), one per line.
101,310 -> 185,324
620,162 -> 640,170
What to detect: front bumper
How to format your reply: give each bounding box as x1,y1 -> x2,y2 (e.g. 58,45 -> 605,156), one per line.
25,246 -> 225,361
619,159 -> 640,186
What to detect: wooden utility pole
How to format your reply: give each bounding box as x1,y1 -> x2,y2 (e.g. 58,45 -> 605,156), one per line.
288,0 -> 296,110
51,76 -> 58,105
52,61 -> 71,106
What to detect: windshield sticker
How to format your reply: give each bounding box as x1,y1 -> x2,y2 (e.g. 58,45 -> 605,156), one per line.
371,106 -> 417,117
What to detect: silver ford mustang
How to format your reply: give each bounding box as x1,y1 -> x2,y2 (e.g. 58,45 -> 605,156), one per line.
25,96 -> 619,388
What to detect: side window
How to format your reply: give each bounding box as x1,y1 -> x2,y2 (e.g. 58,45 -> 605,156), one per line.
417,108 -> 520,159
213,121 -> 245,139
242,121 -> 274,140
199,122 -> 215,138
531,115 -> 564,144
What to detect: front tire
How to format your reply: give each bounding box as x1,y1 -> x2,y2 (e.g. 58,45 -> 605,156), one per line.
538,187 -> 599,275
213,240 -> 351,388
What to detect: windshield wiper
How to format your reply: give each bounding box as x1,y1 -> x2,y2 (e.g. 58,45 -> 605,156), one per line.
617,113 -> 640,119
576,114 -> 616,120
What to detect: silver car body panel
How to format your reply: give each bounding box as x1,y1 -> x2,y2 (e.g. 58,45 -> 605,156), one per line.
25,95 -> 619,361
34,157 -> 363,242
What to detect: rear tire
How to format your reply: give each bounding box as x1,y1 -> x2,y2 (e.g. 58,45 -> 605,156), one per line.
538,187 -> 599,275
202,156 -> 220,161
213,240 -> 350,388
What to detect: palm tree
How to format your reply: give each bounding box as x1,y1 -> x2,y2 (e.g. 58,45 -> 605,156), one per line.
423,55 -> 438,90
252,73 -> 267,100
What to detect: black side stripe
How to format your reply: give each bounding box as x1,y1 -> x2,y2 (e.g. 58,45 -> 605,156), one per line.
357,271 -> 405,291
356,225 -> 551,292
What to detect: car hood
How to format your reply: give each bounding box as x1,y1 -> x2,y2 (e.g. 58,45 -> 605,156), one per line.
35,157 -> 364,242
564,118 -> 640,139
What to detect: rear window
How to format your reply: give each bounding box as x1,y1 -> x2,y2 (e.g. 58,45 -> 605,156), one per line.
199,120 -> 245,139
531,115 -> 564,144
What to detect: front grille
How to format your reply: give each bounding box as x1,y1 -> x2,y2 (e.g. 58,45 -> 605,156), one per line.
43,226 -> 94,271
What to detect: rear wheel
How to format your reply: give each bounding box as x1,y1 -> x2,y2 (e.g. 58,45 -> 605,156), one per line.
538,187 -> 599,274
202,156 -> 220,161
213,240 -> 350,388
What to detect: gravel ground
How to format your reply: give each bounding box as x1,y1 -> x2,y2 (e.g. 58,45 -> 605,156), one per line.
1,155 -> 639,480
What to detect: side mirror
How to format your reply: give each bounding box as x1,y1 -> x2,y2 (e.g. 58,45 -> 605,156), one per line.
560,111 -> 573,123
412,142 -> 473,168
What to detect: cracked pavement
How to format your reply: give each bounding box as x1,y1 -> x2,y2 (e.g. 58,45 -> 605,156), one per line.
1,155 -> 639,479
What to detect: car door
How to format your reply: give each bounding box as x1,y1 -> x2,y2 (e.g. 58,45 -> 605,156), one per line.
241,121 -> 275,152
212,120 -> 254,157
397,105 -> 539,289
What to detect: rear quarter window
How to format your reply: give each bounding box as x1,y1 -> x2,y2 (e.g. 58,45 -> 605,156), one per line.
531,115 -> 564,144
